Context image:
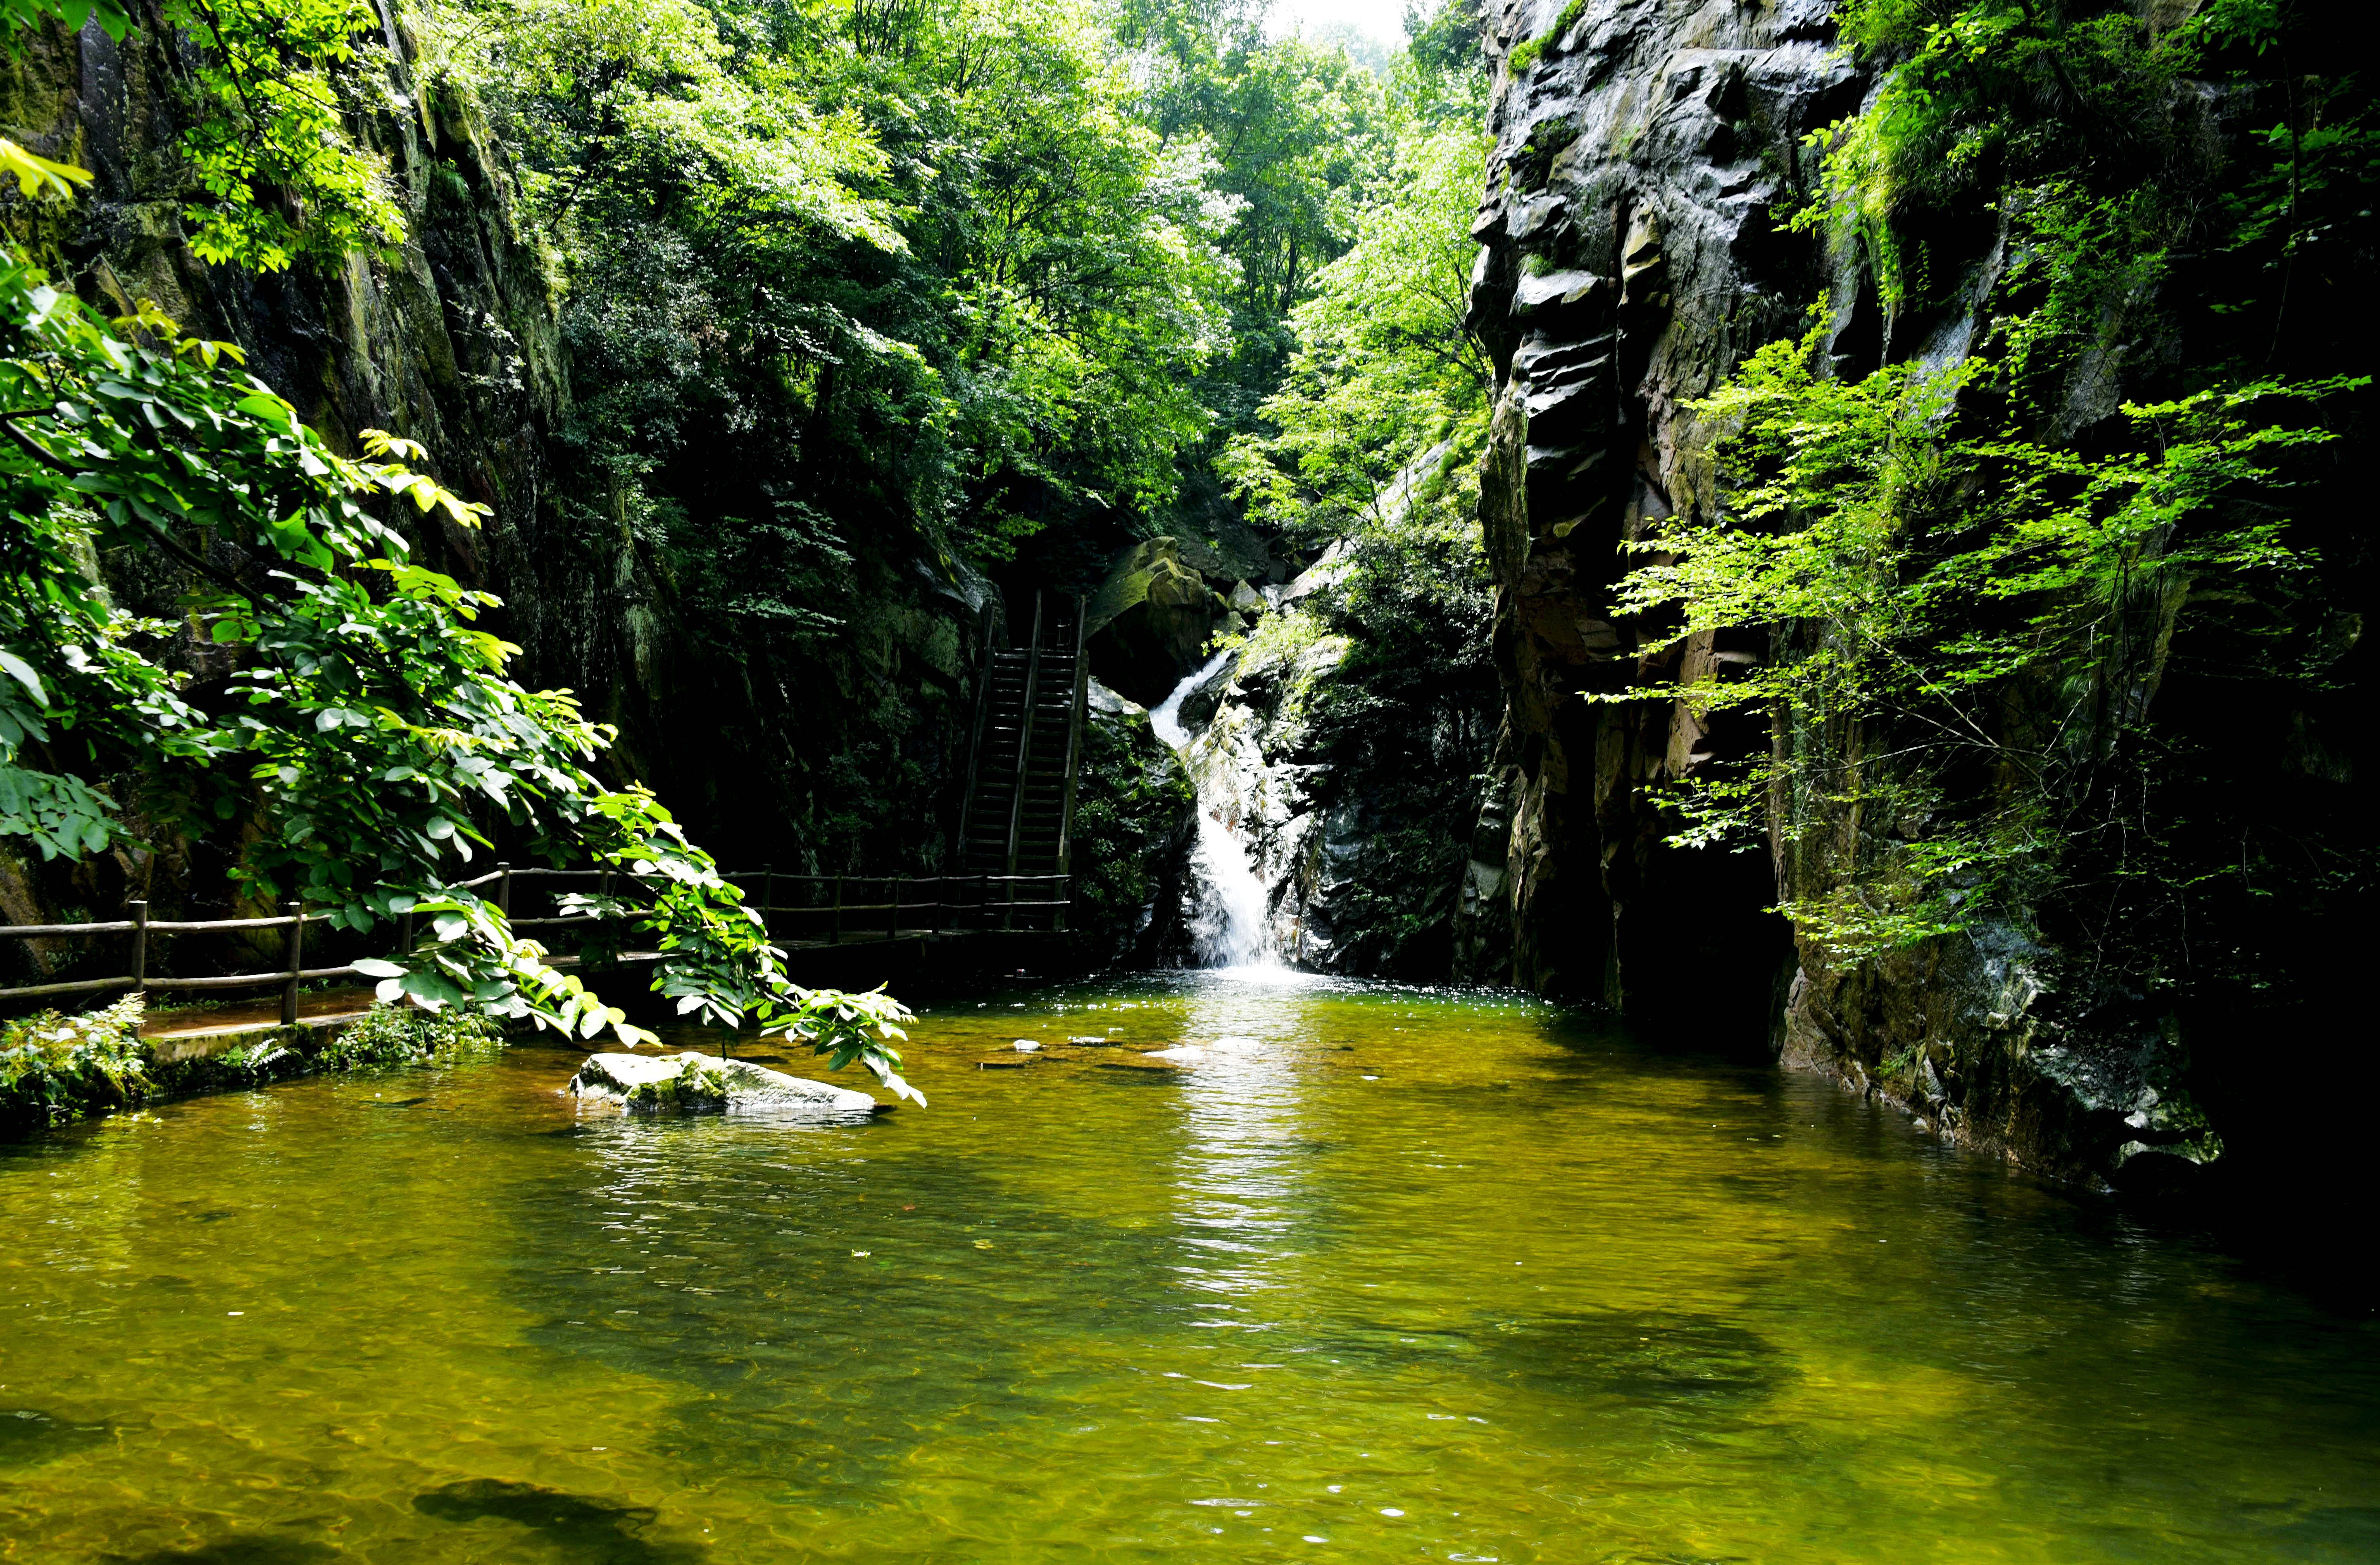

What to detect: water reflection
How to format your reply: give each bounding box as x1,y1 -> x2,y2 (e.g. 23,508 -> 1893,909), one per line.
2,975 -> 2377,1565
1165,973 -> 1321,1313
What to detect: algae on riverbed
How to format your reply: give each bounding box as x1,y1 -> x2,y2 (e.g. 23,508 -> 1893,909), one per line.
0,971 -> 2374,1563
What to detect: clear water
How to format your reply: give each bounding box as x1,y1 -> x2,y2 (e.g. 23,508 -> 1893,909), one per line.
2,970 -> 2375,1563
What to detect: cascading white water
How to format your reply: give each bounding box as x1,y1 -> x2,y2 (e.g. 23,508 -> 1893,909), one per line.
1184,811 -> 1276,968
1149,652 -> 1278,968
1148,648 -> 1232,749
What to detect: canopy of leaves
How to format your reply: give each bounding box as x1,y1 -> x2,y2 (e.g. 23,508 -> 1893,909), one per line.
1220,114 -> 1490,544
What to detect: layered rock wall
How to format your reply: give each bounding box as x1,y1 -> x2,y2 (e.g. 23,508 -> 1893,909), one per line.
1457,0 -> 2373,1193
1453,0 -> 1839,1026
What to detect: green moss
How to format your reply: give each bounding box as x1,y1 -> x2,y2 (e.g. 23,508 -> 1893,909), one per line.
621,1056 -> 730,1110
1507,0 -> 1586,73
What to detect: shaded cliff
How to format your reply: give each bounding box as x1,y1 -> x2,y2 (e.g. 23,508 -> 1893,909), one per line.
1453,0 -> 1834,1021
1456,0 -> 2375,1193
0,10 -> 989,969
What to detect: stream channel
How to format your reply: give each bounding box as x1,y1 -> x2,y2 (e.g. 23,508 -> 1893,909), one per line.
2,970 -> 2376,1562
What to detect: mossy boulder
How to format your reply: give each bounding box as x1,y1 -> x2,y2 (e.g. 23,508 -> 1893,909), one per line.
1086,537 -> 1233,705
564,1051 -> 878,1119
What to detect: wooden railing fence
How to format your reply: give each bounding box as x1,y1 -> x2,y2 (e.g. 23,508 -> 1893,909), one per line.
0,866 -> 1070,1019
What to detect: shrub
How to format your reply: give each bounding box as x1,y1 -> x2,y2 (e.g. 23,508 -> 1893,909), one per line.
0,995 -> 153,1131
0,997 -> 510,1135
319,1004 -> 503,1070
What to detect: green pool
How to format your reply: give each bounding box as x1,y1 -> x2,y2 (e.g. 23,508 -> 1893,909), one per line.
2,971 -> 2373,1562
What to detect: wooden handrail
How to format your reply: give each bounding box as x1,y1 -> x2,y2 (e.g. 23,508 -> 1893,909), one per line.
4,863 -> 1076,1009
1006,590 -> 1046,880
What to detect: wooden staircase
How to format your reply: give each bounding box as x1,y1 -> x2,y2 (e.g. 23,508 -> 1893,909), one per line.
957,592 -> 1088,919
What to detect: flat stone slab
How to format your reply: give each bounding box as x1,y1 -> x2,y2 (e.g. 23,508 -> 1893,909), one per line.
567,1051 -> 877,1118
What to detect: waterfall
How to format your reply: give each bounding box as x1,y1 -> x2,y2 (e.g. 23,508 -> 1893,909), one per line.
1148,648 -> 1232,749
1150,652 -> 1278,968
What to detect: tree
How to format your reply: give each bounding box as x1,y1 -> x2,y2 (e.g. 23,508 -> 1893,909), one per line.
0,249 -> 922,1098
1220,117 -> 1490,542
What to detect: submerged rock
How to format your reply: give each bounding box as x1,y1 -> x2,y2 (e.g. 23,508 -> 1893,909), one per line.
1140,1036 -> 1267,1063
565,1052 -> 877,1118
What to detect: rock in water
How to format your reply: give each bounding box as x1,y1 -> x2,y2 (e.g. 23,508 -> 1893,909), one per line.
1139,1037 -> 1266,1064
566,1052 -> 877,1118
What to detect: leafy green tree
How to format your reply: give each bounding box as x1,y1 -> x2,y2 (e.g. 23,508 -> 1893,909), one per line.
1220,119 -> 1489,541
3,0 -> 406,269
168,0 -> 409,270
0,254 -> 923,1098
1602,331 -> 2358,958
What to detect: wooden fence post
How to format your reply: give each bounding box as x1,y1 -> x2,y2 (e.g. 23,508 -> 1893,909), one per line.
128,900 -> 148,993
398,905 -> 415,962
831,875 -> 844,943
497,862 -> 514,919
280,900 -> 304,1026
888,876 -> 901,942
760,862 -> 775,925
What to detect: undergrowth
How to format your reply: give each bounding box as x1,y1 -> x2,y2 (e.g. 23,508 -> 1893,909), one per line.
0,997 -> 505,1135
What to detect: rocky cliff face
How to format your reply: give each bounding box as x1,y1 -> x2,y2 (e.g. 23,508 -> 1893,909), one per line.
0,15 -> 987,958
1454,0 -> 1838,1025
1452,0 -> 2364,1191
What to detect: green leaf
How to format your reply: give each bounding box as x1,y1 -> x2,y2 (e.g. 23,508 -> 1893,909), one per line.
0,650 -> 48,708
0,138 -> 93,202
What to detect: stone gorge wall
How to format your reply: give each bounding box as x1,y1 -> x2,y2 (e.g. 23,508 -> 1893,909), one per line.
1451,0 -> 1845,1029
1450,0 -> 2306,1190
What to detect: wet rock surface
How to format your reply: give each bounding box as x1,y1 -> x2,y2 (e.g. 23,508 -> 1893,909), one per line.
566,1052 -> 877,1118
1453,0 -> 2236,1185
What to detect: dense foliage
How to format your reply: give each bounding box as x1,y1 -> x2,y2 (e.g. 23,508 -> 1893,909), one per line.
1609,0 -> 2373,994
1195,18 -> 1495,975
0,994 -> 502,1133
0,246 -> 920,1094
371,0 -> 1467,888
0,0 -> 1509,1016
0,990 -> 149,1129
1612,318 -> 2352,955
2,0 -> 404,269
412,0 -> 1426,579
